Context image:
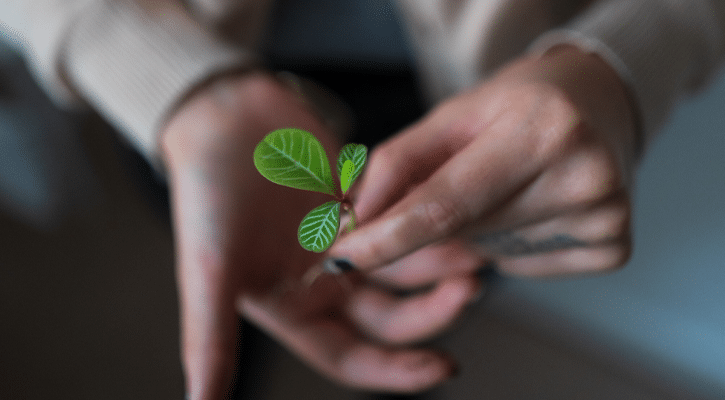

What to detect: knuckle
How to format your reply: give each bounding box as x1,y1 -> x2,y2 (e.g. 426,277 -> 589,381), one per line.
369,145 -> 396,170
227,73 -> 279,106
593,239 -> 632,273
413,195 -> 468,237
604,199 -> 632,238
532,92 -> 626,208
585,192 -> 632,240
564,147 -> 623,207
533,87 -> 584,157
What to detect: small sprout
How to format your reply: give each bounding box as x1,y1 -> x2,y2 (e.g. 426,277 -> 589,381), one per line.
254,128 -> 367,253
340,159 -> 355,194
337,143 -> 367,190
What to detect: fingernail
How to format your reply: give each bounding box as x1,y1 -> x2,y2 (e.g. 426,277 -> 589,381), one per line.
323,258 -> 356,275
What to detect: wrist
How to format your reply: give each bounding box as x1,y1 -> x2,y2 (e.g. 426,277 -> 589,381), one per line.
538,45 -> 638,129
159,71 -> 285,170
526,45 -> 639,176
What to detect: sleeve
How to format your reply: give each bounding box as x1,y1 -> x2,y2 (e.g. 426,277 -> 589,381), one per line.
1,0 -> 270,166
529,0 -> 725,150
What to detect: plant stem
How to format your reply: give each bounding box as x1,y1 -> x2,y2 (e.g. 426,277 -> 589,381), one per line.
346,206 -> 357,232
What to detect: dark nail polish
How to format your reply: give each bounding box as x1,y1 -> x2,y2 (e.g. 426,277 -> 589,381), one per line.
323,258 -> 356,274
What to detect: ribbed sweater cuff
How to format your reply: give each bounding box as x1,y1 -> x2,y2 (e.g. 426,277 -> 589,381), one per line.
63,0 -> 259,166
530,0 -> 724,149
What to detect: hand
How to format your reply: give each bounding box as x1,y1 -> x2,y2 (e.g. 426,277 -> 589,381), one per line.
160,72 -> 465,399
328,46 -> 637,284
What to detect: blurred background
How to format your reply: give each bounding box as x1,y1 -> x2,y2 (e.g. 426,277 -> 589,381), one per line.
1,13 -> 725,399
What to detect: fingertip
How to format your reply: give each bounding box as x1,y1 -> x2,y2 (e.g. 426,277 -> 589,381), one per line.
347,275 -> 481,346
183,333 -> 238,400
339,347 -> 457,393
180,293 -> 240,400
397,350 -> 460,392
332,193 -> 472,275
329,211 -> 415,273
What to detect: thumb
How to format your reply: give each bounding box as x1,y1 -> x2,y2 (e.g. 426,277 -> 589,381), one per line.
330,176 -> 471,272
328,118 -> 541,272
353,113 -> 459,222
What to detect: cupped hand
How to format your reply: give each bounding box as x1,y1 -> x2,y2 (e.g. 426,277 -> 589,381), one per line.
328,46 -> 638,285
161,72 -> 467,399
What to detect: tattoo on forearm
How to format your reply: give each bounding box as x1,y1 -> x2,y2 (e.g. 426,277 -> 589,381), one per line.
474,231 -> 588,256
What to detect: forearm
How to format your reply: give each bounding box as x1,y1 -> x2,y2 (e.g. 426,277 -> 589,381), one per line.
1,0 -> 97,104
68,0 -> 263,166
2,0 -> 268,168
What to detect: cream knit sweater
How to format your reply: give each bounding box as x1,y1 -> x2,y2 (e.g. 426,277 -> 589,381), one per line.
2,0 -> 724,165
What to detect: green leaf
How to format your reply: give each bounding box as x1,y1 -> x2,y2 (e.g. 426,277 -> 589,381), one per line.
336,143 -> 367,192
298,201 -> 341,252
339,159 -> 355,194
254,128 -> 335,195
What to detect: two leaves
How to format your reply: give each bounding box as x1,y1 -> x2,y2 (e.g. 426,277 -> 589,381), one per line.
254,128 -> 367,252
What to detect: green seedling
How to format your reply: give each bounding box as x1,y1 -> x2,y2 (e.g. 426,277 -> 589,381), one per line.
254,128 -> 367,253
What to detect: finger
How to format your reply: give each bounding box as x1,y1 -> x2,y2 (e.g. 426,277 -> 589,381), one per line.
239,293 -> 457,393
470,195 -> 632,276
369,240 -> 486,289
329,112 -> 543,272
496,240 -> 632,277
475,135 -> 627,232
169,170 -> 244,400
347,275 -> 481,345
469,191 -> 630,253
179,262 -> 239,400
353,106 -> 465,222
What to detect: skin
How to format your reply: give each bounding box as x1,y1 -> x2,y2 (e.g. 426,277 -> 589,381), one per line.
161,73 -> 475,399
328,45 -> 637,284
160,44 -> 636,398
